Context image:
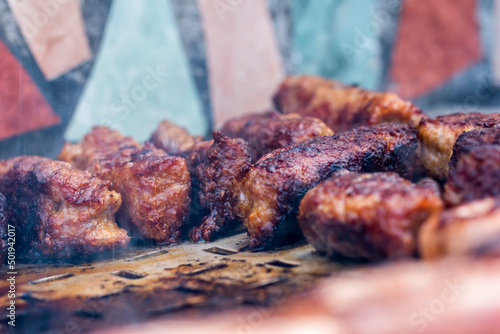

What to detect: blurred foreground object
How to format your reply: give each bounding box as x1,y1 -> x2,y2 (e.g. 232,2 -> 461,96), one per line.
97,257 -> 500,334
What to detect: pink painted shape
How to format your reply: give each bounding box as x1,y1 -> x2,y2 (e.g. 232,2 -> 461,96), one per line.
0,40 -> 60,140
7,0 -> 92,80
198,0 -> 284,128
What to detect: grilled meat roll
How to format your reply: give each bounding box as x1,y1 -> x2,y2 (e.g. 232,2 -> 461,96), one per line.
239,123 -> 419,249
298,171 -> 443,261
59,127 -> 191,243
420,197 -> 500,259
0,156 -> 129,260
221,111 -> 334,162
417,113 -> 500,179
273,75 -> 425,133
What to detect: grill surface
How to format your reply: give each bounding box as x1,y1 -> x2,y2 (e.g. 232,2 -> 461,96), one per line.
0,231 -> 344,333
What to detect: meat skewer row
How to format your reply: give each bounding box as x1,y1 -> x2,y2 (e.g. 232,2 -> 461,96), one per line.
59,127 -> 191,244
148,113 -> 334,242
273,75 -> 426,133
239,122 -> 419,249
0,156 -> 129,261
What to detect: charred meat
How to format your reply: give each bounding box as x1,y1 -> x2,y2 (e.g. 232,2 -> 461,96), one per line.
0,156 -> 129,260
221,111 -> 334,162
149,122 -> 253,242
89,146 -> 191,243
239,123 -> 419,249
59,127 -> 191,243
417,113 -> 500,179
273,75 -> 425,133
298,171 -> 443,261
185,132 -> 252,242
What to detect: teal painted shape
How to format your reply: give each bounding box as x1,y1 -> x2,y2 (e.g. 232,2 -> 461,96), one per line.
293,0 -> 381,90
66,0 -> 207,142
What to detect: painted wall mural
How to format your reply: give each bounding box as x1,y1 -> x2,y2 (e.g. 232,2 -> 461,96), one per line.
0,0 -> 498,159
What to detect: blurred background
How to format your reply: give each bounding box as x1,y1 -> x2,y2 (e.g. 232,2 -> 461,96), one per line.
0,0 -> 498,159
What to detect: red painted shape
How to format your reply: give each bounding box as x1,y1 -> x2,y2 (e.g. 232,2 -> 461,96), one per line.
391,0 -> 483,98
0,40 -> 60,140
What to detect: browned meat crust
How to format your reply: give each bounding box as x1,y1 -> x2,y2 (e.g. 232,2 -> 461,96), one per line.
185,132 -> 252,242
239,123 -> 419,249
59,126 -> 140,170
444,145 -> 500,206
89,145 -> 191,243
449,127 -> 500,172
220,111 -> 334,162
0,156 -> 129,260
59,127 -> 191,243
273,75 -> 344,115
354,122 -> 418,179
417,113 -> 500,179
419,197 -> 500,259
149,120 -> 204,156
148,122 -> 253,242
298,171 -> 443,261
0,193 -> 6,264
273,75 -> 425,133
